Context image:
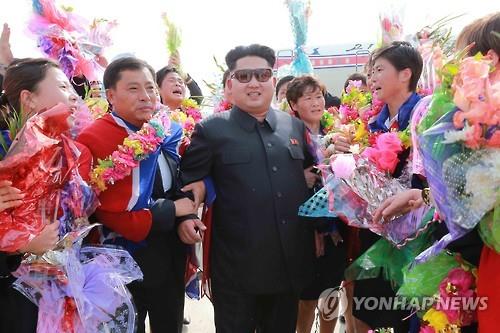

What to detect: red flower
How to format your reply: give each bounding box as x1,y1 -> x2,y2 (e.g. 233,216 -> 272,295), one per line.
376,151 -> 399,174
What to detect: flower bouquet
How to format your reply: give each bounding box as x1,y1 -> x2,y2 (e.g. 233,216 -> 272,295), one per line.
415,51 -> 500,262
0,104 -> 77,252
317,81 -> 379,160
29,0 -> 117,80
300,130 -> 431,246
379,7 -> 404,47
345,218 -> 437,288
0,104 -> 143,332
398,252 -> 478,332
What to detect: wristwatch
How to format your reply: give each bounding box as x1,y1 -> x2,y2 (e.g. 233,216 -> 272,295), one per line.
421,188 -> 431,206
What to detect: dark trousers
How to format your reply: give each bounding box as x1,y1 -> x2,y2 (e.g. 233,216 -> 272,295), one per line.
0,279 -> 37,333
353,277 -> 410,332
128,278 -> 185,333
212,285 -> 299,333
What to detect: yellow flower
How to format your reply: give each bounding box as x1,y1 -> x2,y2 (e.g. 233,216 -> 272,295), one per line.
123,138 -> 144,156
181,98 -> 199,109
354,122 -> 368,143
398,129 -> 412,148
423,308 -> 450,332
171,111 -> 188,123
90,167 -> 107,192
85,98 -> 109,119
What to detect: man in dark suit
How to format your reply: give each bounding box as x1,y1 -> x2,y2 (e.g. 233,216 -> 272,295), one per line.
77,57 -> 198,333
179,44 -> 315,333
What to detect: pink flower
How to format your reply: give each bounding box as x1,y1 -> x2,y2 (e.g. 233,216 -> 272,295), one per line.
439,268 -> 475,295
453,57 -> 491,111
446,268 -> 475,291
464,123 -> 483,150
439,305 -> 461,324
452,110 -> 466,129
460,57 -> 490,82
382,17 -> 392,32
419,325 -> 435,333
362,147 -> 381,164
330,154 -> 356,179
376,150 -> 399,173
460,307 -> 477,326
488,80 -> 500,107
376,132 -> 403,153
486,130 -> 500,148
339,105 -> 358,123
185,107 -> 202,122
183,118 -> 195,134
112,150 -> 136,164
346,80 -> 362,94
436,289 -> 476,324
453,87 -> 472,114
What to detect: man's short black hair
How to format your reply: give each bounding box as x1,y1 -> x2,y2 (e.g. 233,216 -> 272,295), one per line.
225,44 -> 276,71
372,41 -> 423,92
103,57 -> 156,90
222,69 -> 230,88
276,75 -> 295,96
156,66 -> 180,88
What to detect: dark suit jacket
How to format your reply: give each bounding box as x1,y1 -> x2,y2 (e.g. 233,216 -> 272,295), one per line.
181,107 -> 315,294
133,150 -> 187,288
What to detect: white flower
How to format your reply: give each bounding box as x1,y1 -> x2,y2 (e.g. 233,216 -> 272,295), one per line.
465,150 -> 500,211
442,124 -> 473,144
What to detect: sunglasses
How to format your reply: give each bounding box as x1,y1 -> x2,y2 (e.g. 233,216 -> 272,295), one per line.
231,68 -> 273,83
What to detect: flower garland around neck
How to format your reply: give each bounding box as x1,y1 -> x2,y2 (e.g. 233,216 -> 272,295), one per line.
90,111 -> 171,192
169,98 -> 202,138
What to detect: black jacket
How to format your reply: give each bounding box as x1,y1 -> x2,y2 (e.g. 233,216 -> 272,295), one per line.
132,151 -> 187,288
181,107 -> 315,294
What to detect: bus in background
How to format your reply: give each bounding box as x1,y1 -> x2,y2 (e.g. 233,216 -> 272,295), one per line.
274,42 -> 375,96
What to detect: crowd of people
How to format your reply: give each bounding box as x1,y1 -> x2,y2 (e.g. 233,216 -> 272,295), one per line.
0,7 -> 498,333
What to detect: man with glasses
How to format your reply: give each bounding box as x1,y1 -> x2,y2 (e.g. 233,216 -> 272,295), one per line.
178,44 -> 315,333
